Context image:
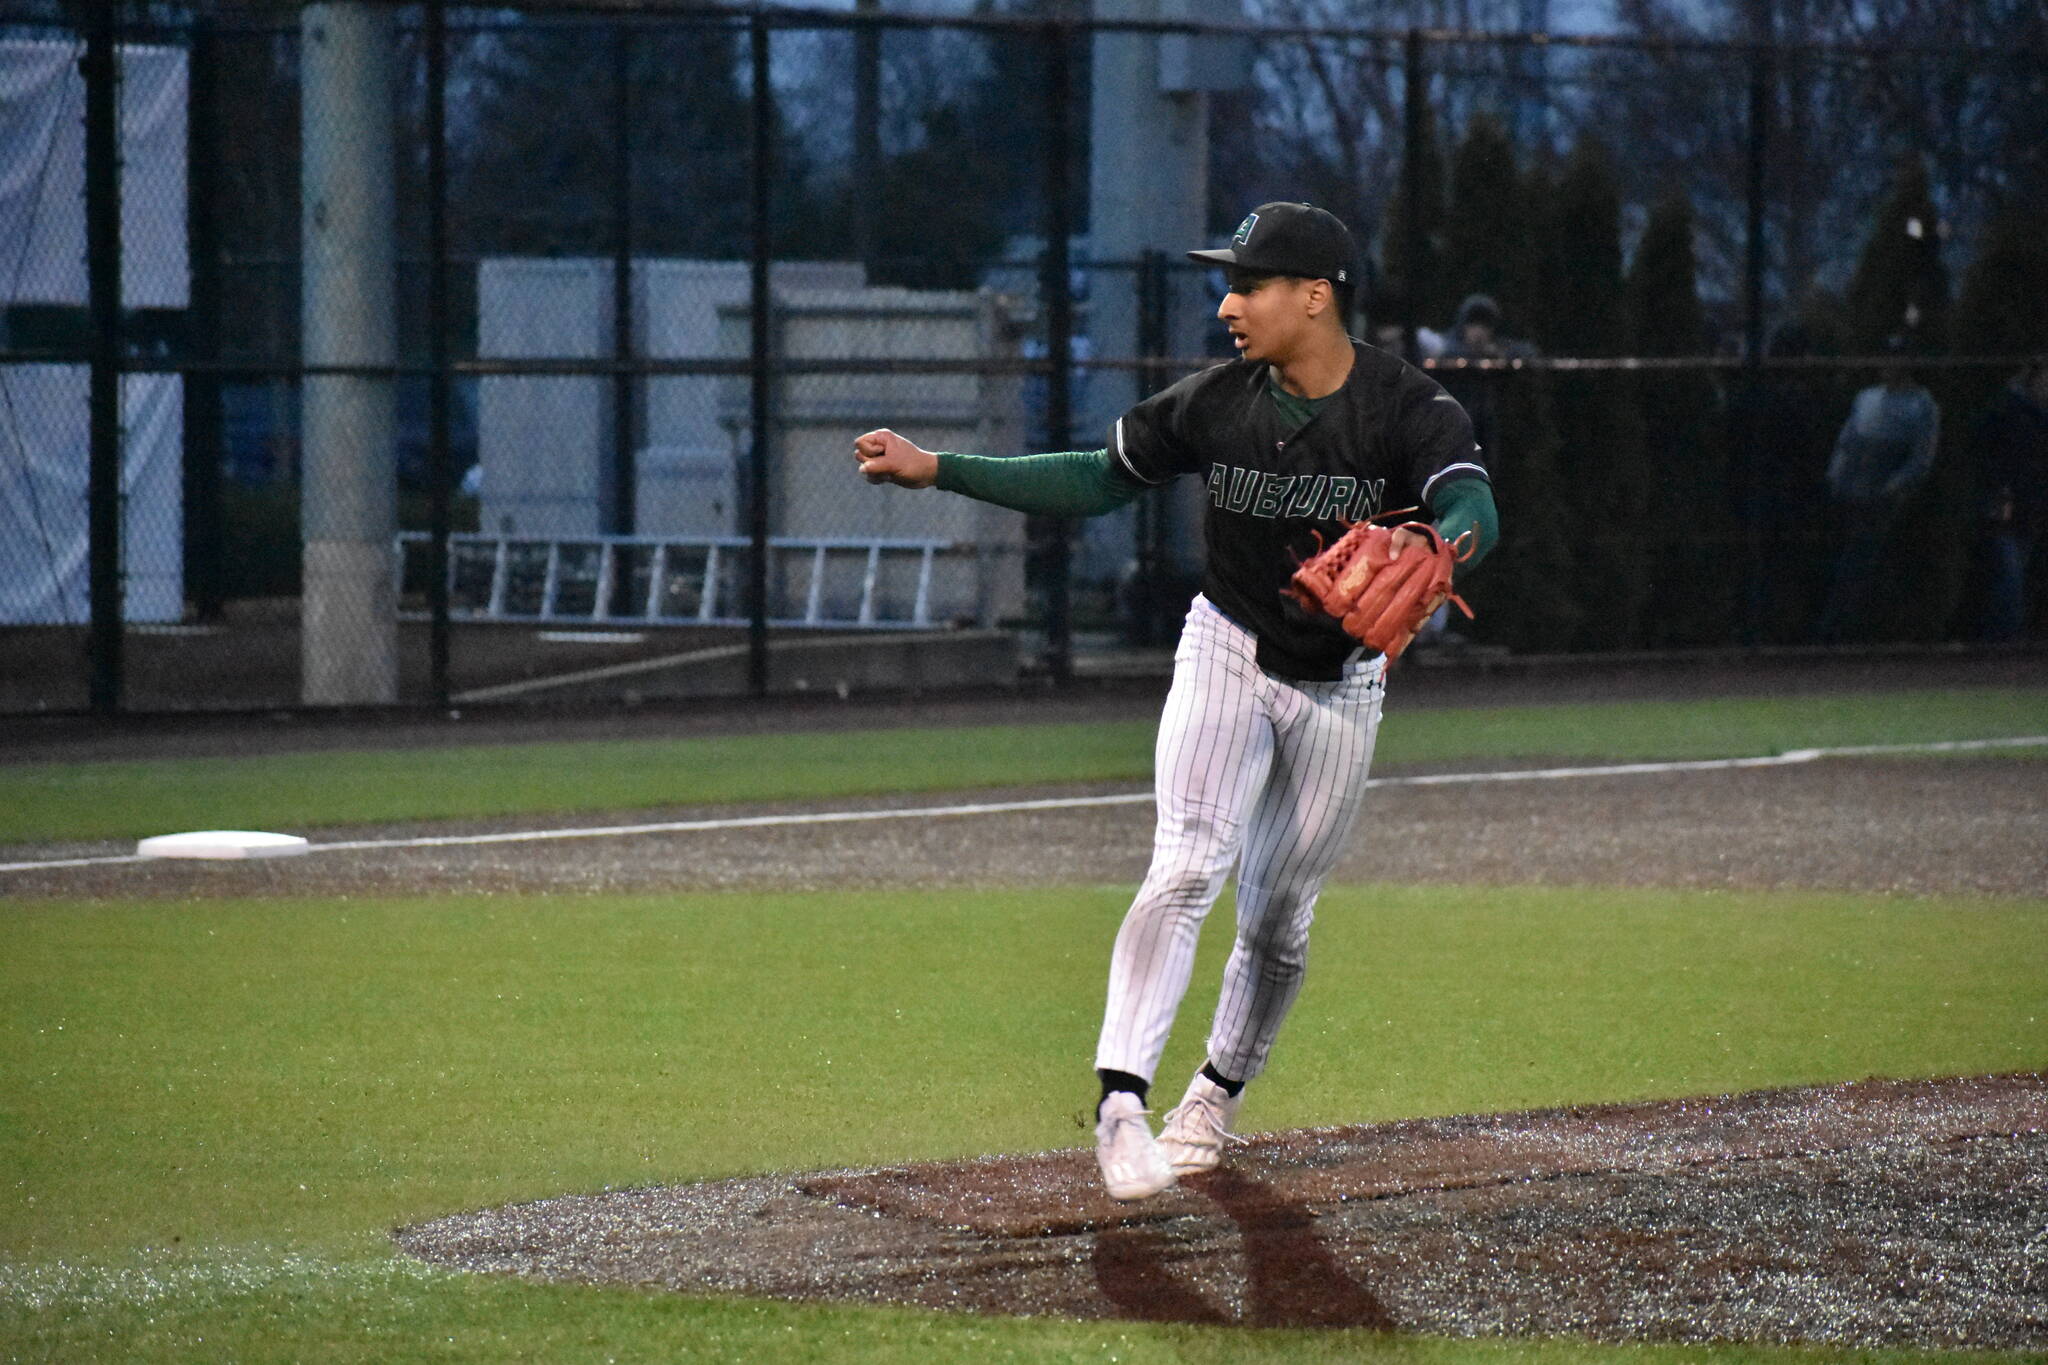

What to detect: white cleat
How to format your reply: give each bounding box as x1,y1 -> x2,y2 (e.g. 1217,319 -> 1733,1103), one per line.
1095,1091 -> 1176,1201
1158,1072 -> 1244,1176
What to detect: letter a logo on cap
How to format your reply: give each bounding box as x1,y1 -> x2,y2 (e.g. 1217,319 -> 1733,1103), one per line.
1232,212 -> 1259,246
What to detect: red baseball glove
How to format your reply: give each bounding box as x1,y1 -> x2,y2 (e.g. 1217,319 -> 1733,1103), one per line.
1286,520 -> 1474,660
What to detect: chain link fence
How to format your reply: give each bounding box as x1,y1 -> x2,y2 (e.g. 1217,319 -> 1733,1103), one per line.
3,1 -> 2042,714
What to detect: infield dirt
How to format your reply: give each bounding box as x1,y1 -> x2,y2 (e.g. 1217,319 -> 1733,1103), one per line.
397,1072 -> 2047,1349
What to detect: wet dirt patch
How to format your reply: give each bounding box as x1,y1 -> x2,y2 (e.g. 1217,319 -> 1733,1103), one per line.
395,1072 -> 2048,1349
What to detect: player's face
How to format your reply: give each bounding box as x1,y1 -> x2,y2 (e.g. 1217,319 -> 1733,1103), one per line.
1217,271 -> 1320,364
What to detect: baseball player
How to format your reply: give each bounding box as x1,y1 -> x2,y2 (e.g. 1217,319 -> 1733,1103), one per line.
852,202 -> 1499,1200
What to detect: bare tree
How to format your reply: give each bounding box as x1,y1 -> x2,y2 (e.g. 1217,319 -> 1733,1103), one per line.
1605,0 -> 2046,320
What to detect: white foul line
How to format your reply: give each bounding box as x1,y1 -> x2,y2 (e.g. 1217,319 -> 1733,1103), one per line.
3,735 -> 2043,876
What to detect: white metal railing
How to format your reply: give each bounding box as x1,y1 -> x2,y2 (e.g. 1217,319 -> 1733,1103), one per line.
395,532 -> 963,629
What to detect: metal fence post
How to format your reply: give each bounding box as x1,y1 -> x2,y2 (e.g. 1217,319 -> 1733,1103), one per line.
610,24 -> 636,541
85,0 -> 124,714
1035,16 -> 1075,683
1401,27 -> 1427,362
186,15 -> 225,625
426,0 -> 453,707
1739,1 -> 1773,645
748,11 -> 773,697
853,0 -> 881,275
1131,247 -> 1169,645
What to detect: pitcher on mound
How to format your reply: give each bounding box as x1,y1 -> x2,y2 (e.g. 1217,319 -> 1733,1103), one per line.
851,203 -> 1502,1199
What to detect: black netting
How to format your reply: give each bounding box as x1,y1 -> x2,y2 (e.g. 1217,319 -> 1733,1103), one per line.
2,2 -> 2041,712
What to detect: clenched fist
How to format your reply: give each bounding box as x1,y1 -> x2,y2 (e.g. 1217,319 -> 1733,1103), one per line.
852,429 -> 940,489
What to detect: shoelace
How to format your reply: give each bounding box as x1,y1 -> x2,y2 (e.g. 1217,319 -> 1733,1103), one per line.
1165,1098 -> 1248,1148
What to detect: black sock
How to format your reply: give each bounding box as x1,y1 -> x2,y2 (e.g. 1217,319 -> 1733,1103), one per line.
1097,1068 -> 1149,1110
1200,1061 -> 1245,1098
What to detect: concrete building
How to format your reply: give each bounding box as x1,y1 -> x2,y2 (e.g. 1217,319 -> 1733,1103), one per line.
475,258 -> 1030,627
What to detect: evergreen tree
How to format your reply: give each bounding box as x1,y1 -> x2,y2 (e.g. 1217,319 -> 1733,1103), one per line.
1541,138 -> 1650,650
1538,139 -> 1626,358
1949,195 -> 2048,415
863,105 -> 1014,290
453,19 -> 820,261
1915,196 -> 2048,638
1443,114 -> 1529,331
1456,360 -> 1581,654
1443,122 -> 1578,654
1376,91 -> 1450,334
1626,195 -> 1712,355
1844,160 -> 1950,355
1517,155 -> 1559,351
813,6 -> 1083,287
1625,191 -> 1735,647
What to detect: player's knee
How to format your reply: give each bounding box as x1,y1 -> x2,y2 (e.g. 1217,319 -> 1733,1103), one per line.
1243,929 -> 1309,974
1235,885 -> 1315,957
1136,862 -> 1229,914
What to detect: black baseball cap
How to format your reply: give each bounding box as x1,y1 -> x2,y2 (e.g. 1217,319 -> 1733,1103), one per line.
1187,202 -> 1356,287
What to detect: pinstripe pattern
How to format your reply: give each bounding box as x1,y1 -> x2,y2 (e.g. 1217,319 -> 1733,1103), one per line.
1096,596 -> 1386,1086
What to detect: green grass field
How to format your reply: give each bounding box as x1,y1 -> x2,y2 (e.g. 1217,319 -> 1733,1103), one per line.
4,686 -> 2045,843
4,686 -> 2045,1362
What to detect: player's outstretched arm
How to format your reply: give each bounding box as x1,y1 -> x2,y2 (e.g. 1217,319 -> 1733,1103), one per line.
850,433 -> 1144,519
853,428 -> 940,489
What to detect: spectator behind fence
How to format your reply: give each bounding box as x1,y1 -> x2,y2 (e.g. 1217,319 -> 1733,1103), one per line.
1971,360 -> 2048,641
1365,287 -> 1445,364
1438,294 -> 1505,459
1414,294 -> 1531,652
1816,340 -> 1940,643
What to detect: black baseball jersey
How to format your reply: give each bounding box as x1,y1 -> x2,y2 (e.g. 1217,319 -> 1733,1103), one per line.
1109,340 -> 1489,680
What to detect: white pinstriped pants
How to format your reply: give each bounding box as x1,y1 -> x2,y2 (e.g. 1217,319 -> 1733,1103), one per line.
1095,597 -> 1387,1087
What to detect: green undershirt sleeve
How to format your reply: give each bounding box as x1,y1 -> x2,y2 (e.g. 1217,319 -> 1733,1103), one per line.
1430,477 -> 1500,570
935,448 -> 1497,569
933,448 -> 1144,519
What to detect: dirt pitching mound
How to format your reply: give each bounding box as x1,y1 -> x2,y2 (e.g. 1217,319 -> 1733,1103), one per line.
396,1073 -> 2048,1349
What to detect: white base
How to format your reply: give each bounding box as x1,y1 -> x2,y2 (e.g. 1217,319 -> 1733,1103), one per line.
136,830 -> 310,860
